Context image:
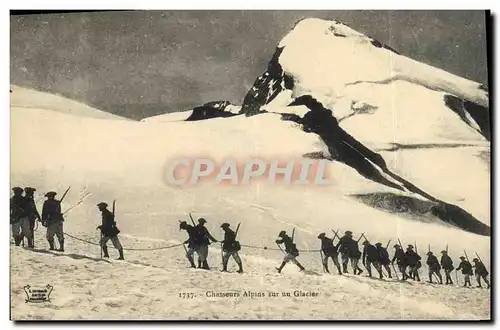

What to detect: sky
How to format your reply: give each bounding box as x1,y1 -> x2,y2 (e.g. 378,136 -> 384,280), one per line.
10,10 -> 489,120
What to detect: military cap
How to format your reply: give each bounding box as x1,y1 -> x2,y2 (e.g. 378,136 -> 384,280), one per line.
220,223 -> 230,228
198,218 -> 207,224
12,187 -> 23,193
427,251 -> 433,255
97,202 -> 108,208
317,232 -> 326,239
407,244 -> 414,249
375,242 -> 382,247
345,231 -> 353,236
459,256 -> 465,260
179,221 -> 188,229
441,250 -> 447,254
362,240 -> 370,245
278,230 -> 286,237
472,258 -> 479,262
24,187 -> 36,194
393,244 -> 401,248
45,191 -> 57,197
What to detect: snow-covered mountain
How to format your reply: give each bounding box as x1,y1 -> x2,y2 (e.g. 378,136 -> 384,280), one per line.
240,18 -> 490,236
10,18 -> 490,320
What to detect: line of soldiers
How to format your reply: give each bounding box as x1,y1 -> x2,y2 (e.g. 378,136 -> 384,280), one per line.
10,187 -> 124,260
11,186 -> 490,288
179,218 -> 243,273
314,231 -> 490,288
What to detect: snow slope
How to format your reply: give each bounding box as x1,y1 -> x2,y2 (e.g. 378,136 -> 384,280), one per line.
11,105 -> 490,320
10,85 -> 129,121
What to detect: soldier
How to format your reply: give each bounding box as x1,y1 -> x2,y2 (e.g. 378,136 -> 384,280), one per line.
440,250 -> 454,285
24,187 -> 41,248
96,202 -> 124,260
317,233 -> 342,275
375,243 -> 392,278
472,258 -> 490,289
362,240 -> 384,279
391,244 -> 408,280
42,191 -> 65,251
426,251 -> 443,284
337,231 -> 363,275
10,187 -> 27,246
220,223 -> 243,273
179,221 -> 201,268
405,245 -> 421,281
194,218 -> 218,270
456,256 -> 473,287
275,230 -> 305,273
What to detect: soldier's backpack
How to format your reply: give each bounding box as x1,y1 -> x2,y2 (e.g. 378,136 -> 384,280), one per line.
232,241 -> 241,252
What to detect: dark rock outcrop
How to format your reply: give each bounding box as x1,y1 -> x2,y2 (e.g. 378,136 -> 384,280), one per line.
240,47 -> 294,117
443,94 -> 490,140
185,101 -> 239,121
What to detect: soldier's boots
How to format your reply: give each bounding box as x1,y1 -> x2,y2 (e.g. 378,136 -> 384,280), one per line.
58,240 -> 64,252
336,266 -> 342,275
102,246 -> 110,258
237,262 -> 243,274
188,257 -> 196,268
117,248 -> 124,260
378,271 -> 383,279
221,261 -> 228,272
48,240 -> 56,251
202,260 -> 210,270
276,261 -> 287,273
27,237 -> 34,248
387,269 -> 392,278
323,263 -> 330,274
357,268 -> 363,275
198,260 -> 202,268
296,262 -> 305,272
14,236 -> 22,246
342,264 -> 348,274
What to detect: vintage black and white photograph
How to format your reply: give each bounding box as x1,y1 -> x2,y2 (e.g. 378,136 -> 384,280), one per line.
9,10 -> 491,320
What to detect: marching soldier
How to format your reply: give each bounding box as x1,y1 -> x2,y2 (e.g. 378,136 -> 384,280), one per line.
220,223 -> 243,273
42,191 -> 65,251
426,251 -> 443,284
440,250 -> 454,285
337,231 -> 363,275
362,240 -> 384,279
391,244 -> 408,280
10,187 -> 27,246
472,258 -> 490,289
194,218 -> 218,270
317,233 -> 342,275
96,202 -> 124,260
456,256 -> 473,287
375,243 -> 392,278
405,245 -> 421,281
179,221 -> 200,268
24,187 -> 41,248
275,230 -> 305,273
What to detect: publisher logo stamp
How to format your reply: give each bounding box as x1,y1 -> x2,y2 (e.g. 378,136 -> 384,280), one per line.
23,285 -> 53,303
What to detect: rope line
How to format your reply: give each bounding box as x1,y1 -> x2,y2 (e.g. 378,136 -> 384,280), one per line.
63,232 -> 183,251
60,234 -> 318,253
